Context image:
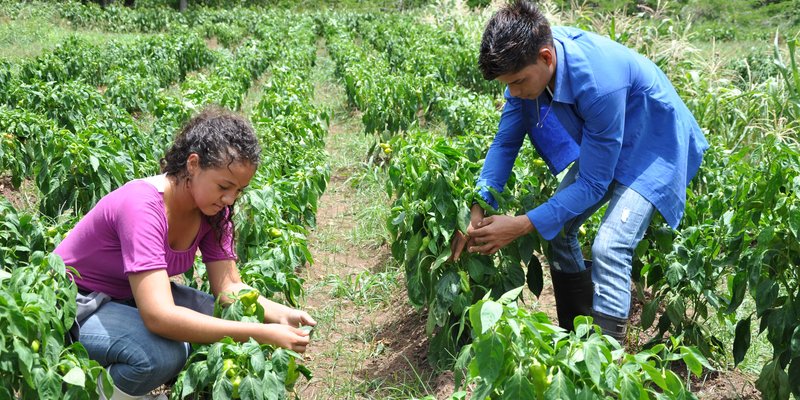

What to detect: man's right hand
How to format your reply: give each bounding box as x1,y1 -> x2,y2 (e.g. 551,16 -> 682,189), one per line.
467,203 -> 485,237
448,204 -> 485,262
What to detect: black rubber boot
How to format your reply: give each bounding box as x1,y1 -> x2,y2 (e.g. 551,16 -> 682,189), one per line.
550,262 -> 593,332
592,310 -> 628,344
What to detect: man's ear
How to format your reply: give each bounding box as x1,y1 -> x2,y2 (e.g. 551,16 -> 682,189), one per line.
539,45 -> 555,67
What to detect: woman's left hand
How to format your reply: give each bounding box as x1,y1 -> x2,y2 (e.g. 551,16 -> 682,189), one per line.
262,299 -> 317,327
276,308 -> 317,327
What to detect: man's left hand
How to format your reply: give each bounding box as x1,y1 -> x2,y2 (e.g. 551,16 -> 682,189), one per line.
468,215 -> 535,255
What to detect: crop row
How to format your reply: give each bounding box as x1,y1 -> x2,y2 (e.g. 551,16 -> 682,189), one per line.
0,10 -> 329,399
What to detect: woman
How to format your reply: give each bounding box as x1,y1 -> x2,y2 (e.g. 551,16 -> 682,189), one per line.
55,107 -> 316,399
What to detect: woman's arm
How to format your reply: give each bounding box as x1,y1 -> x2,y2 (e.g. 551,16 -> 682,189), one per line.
205,259 -> 317,327
129,269 -> 310,352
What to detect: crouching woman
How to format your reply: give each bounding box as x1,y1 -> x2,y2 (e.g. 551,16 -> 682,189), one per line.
54,107 -> 316,399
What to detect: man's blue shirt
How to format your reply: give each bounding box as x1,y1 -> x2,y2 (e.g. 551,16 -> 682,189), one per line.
476,26 -> 709,240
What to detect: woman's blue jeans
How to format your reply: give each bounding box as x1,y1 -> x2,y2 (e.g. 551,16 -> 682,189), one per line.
77,283 -> 215,396
547,163 -> 655,320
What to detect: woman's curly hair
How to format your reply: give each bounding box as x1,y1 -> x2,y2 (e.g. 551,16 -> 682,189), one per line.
160,106 -> 261,256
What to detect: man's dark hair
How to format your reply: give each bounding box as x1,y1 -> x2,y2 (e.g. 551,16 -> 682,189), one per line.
478,0 -> 553,80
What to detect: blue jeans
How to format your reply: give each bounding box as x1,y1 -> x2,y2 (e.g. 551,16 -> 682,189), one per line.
77,283 -> 215,396
547,163 -> 655,319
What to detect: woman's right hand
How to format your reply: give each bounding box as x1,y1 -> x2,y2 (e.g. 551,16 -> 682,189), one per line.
258,323 -> 311,353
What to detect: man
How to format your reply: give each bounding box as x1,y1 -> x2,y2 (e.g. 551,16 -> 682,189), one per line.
451,0 -> 708,342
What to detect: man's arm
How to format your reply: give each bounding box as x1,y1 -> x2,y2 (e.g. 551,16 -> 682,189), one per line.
527,88 -> 628,240
475,89 -> 528,208
450,90 -> 527,261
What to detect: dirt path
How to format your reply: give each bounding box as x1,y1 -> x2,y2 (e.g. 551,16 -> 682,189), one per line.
296,39 -> 451,400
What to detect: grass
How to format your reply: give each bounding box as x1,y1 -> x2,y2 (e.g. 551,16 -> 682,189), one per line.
0,11 -> 145,60
320,268 -> 402,309
299,31 -> 445,400
347,168 -> 392,249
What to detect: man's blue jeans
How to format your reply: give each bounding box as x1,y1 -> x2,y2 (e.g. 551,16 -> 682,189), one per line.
77,283 -> 215,396
547,163 -> 655,320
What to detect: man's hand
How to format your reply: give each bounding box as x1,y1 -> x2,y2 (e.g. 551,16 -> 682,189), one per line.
448,230 -> 470,262
468,214 -> 535,255
448,204 -> 486,262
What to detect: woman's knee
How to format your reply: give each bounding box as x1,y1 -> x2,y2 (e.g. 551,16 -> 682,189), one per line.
147,336 -> 189,379
114,337 -> 187,395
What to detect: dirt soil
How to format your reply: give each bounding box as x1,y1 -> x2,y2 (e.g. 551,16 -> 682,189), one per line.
0,176 -> 36,211
297,109 -> 457,398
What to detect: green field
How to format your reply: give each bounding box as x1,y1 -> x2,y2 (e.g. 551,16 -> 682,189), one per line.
1,0 -> 799,399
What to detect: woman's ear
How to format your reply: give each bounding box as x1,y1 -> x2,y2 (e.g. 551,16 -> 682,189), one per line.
186,153 -> 200,174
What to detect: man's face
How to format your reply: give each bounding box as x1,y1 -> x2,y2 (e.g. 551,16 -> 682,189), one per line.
496,46 -> 556,100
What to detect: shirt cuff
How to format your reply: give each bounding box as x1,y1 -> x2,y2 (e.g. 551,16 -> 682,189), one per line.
527,203 -> 562,241
475,179 -> 499,210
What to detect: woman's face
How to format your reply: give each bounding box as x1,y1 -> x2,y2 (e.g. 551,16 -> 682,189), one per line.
186,154 -> 257,216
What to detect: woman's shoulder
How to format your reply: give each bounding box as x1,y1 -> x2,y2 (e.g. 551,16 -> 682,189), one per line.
115,178 -> 162,198
137,174 -> 169,193
100,178 -> 164,212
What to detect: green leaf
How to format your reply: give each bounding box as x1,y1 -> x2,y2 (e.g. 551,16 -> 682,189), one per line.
498,286 -> 523,305
38,369 -> 62,399
641,299 -> 658,330
755,359 -> 790,400
727,271 -> 747,314
432,248 -> 451,271
471,381 -> 493,400
792,326 -> 800,358
665,262 -> 685,286
788,357 -> 800,398
479,301 -> 503,334
788,207 -> 800,238
212,374 -> 233,400
13,338 -> 33,373
654,226 -> 673,252
664,369 -> 684,396
680,347 -> 702,377
457,202 -> 470,233
89,155 -> 99,172
261,372 -> 281,400
544,370 -> 576,400
517,234 -> 536,265
620,373 -> 641,400
733,317 -> 752,367
639,362 -> 667,391
239,375 -> 262,400
250,349 -> 267,375
501,369 -> 536,400
62,367 -> 85,388
583,341 -> 603,386
526,256 -> 543,297
467,257 -> 489,283
755,279 -> 778,316
471,332 -> 504,385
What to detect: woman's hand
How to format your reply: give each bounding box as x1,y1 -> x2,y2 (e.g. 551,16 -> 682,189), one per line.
275,308 -> 317,328
259,298 -> 317,327
257,324 -> 311,353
